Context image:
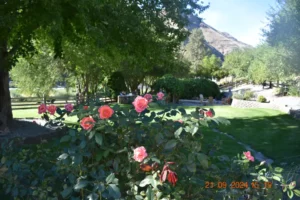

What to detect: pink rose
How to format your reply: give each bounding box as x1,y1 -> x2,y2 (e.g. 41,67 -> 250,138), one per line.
157,92 -> 164,100
64,103 -> 74,112
47,105 -> 57,115
38,104 -> 47,114
98,105 -> 114,119
175,119 -> 183,123
132,96 -> 148,113
243,151 -> 254,162
80,116 -> 96,130
143,94 -> 153,102
133,146 -> 148,162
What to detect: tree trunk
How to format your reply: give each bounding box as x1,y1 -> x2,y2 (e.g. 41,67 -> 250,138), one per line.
0,43 -> 13,131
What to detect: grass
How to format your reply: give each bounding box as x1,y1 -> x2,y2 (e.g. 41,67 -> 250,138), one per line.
12,104 -> 300,164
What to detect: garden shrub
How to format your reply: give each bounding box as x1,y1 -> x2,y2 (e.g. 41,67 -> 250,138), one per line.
288,86 -> 300,97
107,71 -> 128,99
258,95 -> 267,103
151,74 -> 184,103
152,75 -> 220,100
243,90 -> 255,100
233,93 -> 244,100
1,96 -> 300,199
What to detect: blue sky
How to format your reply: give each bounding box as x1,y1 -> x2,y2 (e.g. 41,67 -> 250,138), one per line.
198,0 -> 278,46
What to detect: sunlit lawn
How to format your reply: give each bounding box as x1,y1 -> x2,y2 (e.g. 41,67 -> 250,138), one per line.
13,103 -> 300,164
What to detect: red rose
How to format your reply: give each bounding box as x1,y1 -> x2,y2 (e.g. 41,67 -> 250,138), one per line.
80,116 -> 95,130
38,104 -> 47,114
205,111 -> 213,118
47,105 -> 57,115
98,105 -> 114,119
83,106 -> 89,110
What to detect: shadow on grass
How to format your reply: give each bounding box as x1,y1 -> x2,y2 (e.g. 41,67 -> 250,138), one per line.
218,113 -> 300,165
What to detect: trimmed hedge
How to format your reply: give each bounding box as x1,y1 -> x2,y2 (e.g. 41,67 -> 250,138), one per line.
180,78 -> 220,99
152,75 -> 220,100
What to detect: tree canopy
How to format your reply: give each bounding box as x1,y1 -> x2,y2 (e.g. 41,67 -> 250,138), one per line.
264,0 -> 300,74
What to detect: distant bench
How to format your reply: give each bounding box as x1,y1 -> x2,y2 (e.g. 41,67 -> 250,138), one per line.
118,95 -> 137,104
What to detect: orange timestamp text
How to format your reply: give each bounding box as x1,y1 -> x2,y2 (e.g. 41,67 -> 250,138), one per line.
205,181 -> 272,189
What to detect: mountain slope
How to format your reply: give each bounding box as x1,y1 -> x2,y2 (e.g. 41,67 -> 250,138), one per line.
186,15 -> 252,59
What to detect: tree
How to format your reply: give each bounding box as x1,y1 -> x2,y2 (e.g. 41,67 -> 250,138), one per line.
222,48 -> 254,79
10,44 -> 64,97
264,0 -> 300,74
248,44 -> 290,84
199,54 -> 222,79
0,0 -> 208,131
184,28 -> 211,74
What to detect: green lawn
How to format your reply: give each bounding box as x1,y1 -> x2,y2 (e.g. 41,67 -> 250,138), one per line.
13,104 -> 300,164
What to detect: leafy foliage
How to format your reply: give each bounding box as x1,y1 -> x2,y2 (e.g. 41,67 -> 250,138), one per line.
0,100 -> 299,199
152,75 -> 220,100
257,95 -> 267,103
265,0 -> 300,74
10,44 -> 64,97
107,72 -> 128,98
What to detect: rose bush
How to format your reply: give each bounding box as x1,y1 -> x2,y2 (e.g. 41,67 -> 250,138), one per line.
0,96 -> 299,199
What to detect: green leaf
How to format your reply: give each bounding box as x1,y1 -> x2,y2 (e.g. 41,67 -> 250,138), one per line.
174,127 -> 183,138
60,135 -> 71,143
89,131 -> 95,139
56,107 -> 62,115
57,153 -> 68,160
274,167 -> 284,173
289,181 -> 296,190
135,195 -> 143,200
1,156 -> 6,164
106,173 -> 115,184
146,186 -> 154,200
197,153 -> 209,169
87,193 -> 99,200
178,108 -> 186,115
272,176 -> 281,182
212,117 -> 230,125
187,163 -> 196,172
288,190 -> 294,199
164,139 -> 177,150
283,186 -> 288,192
191,126 -> 198,136
108,184 -> 121,199
61,187 -> 73,198
294,189 -> 300,197
74,179 -> 89,190
79,140 -> 86,149
95,134 -> 103,145
258,176 -> 268,182
140,175 -> 154,187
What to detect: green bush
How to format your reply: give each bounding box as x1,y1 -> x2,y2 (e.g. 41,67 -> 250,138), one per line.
107,71 -> 128,99
152,75 -> 220,100
288,86 -> 300,97
243,90 -> 255,100
232,93 -> 244,100
257,95 -> 267,103
273,87 -> 285,95
0,99 -> 299,199
151,74 -> 184,103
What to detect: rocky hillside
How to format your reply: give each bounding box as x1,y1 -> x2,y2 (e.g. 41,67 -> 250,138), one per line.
186,15 -> 252,59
